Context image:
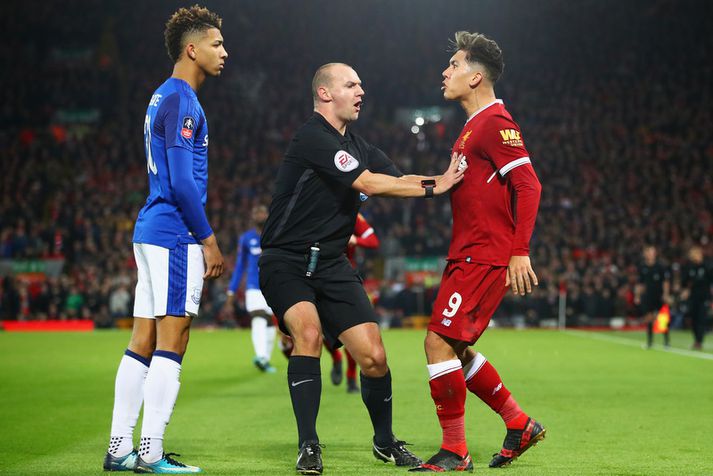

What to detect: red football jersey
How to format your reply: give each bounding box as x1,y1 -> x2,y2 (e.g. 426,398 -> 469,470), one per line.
448,99 -> 540,266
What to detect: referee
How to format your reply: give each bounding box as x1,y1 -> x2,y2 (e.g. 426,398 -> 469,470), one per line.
259,62 -> 465,475
636,245 -> 671,348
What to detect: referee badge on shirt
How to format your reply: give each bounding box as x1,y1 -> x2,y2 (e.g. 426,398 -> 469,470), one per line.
181,116 -> 195,139
334,150 -> 359,172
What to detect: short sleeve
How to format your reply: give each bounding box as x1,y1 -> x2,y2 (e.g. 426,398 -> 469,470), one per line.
479,116 -> 531,177
294,134 -> 368,187
367,145 -> 403,177
162,93 -> 200,151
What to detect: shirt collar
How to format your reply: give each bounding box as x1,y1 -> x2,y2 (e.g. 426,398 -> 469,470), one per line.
313,112 -> 351,144
465,99 -> 503,125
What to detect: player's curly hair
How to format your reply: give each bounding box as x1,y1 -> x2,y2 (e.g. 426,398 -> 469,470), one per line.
450,31 -> 504,83
164,5 -> 222,63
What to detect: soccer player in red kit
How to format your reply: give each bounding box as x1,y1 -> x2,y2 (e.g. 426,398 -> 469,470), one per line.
411,32 -> 545,472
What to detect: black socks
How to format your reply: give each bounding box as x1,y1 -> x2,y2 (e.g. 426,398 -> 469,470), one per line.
288,356 -> 322,447
361,370 -> 394,447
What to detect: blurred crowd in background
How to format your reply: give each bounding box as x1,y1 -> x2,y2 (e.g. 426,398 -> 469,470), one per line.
0,1 -> 711,332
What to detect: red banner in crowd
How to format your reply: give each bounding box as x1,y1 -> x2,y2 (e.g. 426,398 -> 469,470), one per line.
1,320 -> 94,332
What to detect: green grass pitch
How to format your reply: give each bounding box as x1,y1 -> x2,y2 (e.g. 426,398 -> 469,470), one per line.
1,328 -> 712,475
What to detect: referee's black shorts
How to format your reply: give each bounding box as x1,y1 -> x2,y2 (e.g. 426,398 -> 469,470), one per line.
641,295 -> 663,315
259,250 -> 378,348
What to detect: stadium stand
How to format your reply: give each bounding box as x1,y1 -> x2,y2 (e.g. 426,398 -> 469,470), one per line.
0,1 -> 710,330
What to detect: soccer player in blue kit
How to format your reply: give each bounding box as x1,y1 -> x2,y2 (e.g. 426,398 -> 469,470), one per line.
103,6 -> 227,473
226,205 -> 277,373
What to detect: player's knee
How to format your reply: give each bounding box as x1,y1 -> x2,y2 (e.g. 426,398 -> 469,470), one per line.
359,346 -> 387,375
292,326 -> 322,354
424,331 -> 443,354
424,331 -> 455,362
128,334 -> 156,357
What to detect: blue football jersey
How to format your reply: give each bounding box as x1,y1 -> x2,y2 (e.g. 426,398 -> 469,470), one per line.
133,78 -> 210,248
228,229 -> 262,292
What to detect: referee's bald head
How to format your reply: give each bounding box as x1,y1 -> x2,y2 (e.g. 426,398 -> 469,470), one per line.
312,62 -> 352,104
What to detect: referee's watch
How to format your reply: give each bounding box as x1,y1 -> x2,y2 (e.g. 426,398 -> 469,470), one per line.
421,179 -> 436,198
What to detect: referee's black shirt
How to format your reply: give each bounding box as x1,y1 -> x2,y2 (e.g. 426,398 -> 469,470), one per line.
261,112 -> 401,259
638,262 -> 670,300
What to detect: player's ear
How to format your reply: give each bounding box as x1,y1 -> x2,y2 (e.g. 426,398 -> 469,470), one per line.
186,44 -> 197,61
469,71 -> 483,89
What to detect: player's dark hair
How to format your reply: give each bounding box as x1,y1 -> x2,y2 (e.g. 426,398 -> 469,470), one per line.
450,31 -> 504,83
164,5 -> 222,63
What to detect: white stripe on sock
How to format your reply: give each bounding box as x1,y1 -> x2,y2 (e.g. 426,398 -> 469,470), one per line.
462,352 -> 487,382
427,359 -> 462,380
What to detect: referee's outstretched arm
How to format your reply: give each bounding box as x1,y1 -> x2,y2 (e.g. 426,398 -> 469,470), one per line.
352,151 -> 466,197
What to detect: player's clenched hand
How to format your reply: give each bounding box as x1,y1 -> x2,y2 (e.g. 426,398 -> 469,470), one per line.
505,255 -> 538,296
435,152 -> 467,194
201,234 -> 225,279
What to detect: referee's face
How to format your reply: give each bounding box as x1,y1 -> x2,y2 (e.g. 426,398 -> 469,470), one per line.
329,65 -> 365,123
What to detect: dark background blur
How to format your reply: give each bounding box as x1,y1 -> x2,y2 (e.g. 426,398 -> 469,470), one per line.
1,1 -> 711,332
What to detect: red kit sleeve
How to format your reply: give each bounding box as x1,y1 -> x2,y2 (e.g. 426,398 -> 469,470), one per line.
354,214 -> 379,249
481,117 -> 542,256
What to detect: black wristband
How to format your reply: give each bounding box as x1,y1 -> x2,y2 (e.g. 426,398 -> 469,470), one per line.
421,179 -> 435,199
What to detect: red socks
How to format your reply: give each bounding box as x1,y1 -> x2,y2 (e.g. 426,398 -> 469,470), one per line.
428,360 -> 468,457
463,354 -> 528,429
345,349 -> 357,380
500,396 -> 528,429
330,347 -> 342,364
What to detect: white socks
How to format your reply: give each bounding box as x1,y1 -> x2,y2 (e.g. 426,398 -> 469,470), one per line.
139,352 -> 182,463
251,317 -> 276,361
108,351 -> 150,457
251,317 -> 267,360
265,325 -> 276,361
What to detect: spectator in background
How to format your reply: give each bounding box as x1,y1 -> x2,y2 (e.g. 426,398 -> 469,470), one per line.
109,284 -> 131,319
0,0 -> 710,328
64,285 -> 84,319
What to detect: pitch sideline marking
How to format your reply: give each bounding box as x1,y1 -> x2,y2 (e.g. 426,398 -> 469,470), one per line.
564,330 -> 713,361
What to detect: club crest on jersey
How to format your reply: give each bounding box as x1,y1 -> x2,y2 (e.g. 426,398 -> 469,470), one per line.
334,150 -> 359,172
191,287 -> 201,305
181,116 -> 195,139
459,130 -> 472,150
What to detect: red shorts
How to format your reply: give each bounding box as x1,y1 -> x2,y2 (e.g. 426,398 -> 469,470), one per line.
428,262 -> 507,345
